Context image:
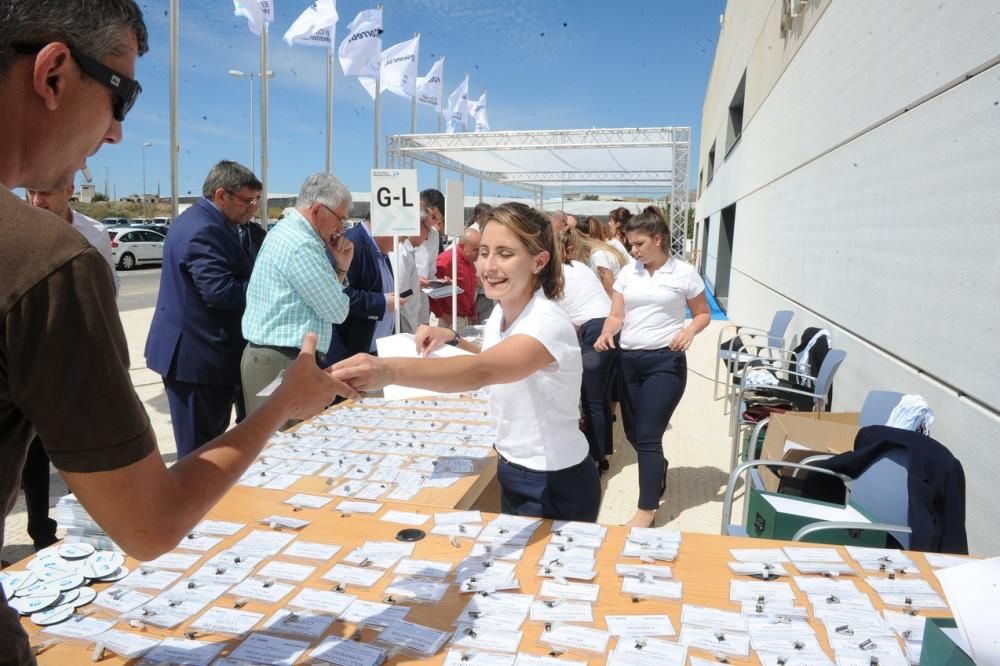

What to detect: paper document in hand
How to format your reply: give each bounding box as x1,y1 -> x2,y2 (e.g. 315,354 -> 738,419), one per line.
375,333 -> 473,401
423,284 -> 465,299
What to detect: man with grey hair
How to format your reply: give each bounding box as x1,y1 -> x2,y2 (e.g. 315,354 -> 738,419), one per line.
0,3 -> 357,661
549,209 -> 568,235
145,160 -> 262,458
241,172 -> 355,415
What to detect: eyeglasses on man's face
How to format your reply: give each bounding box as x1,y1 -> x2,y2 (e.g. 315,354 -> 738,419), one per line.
227,190 -> 260,207
320,203 -> 345,225
13,42 -> 142,122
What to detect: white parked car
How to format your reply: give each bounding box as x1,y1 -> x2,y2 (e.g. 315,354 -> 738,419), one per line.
107,227 -> 165,270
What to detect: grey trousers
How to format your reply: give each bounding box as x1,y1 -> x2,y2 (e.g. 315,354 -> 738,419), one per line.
240,342 -> 299,418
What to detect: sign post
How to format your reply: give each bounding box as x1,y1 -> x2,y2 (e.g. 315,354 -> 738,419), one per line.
371,169 -> 421,333
445,180 -> 465,331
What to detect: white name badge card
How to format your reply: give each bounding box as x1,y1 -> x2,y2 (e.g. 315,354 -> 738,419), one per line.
729,562 -> 790,577
730,548 -> 791,563
443,649 -> 517,665
321,564 -> 386,588
537,623 -> 610,655
730,580 -> 797,603
783,546 -> 845,563
309,636 -> 386,666
256,560 -> 316,583
93,629 -> 162,659
94,587 -> 153,614
339,599 -> 410,627
385,576 -> 450,602
754,651 -> 836,666
621,576 -> 682,600
283,493 -> 332,509
681,604 -> 748,633
262,609 -> 336,638
538,580 -> 600,602
337,500 -> 382,513
142,552 -> 202,571
232,530 -> 297,557
118,567 -> 182,591
189,606 -> 263,635
137,637 -> 224,666
607,635 -> 688,666
228,632 -> 310,665
604,614 -> 676,636
40,614 -> 114,639
678,624 -> 750,656
513,654 -> 587,666
228,577 -> 296,603
394,558 -> 452,579
287,587 -> 357,615
381,510 -> 430,526
377,619 -> 451,656
469,543 -> 525,561
194,519 -> 246,536
450,626 -> 523,654
529,600 -> 594,623
282,541 -> 342,561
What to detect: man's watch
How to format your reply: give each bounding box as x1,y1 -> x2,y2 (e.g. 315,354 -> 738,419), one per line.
445,329 -> 461,346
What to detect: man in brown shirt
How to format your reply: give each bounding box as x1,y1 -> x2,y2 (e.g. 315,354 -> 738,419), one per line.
0,3 -> 357,662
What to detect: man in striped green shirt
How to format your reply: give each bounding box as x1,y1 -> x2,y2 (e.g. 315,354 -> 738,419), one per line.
241,173 -> 355,415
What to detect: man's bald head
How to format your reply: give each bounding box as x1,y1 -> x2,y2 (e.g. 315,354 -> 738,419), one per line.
458,227 -> 481,263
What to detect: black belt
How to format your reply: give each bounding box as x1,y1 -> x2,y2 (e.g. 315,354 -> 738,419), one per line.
496,452 -> 591,478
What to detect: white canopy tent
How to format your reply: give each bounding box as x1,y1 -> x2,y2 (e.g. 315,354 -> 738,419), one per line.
386,127 -> 691,258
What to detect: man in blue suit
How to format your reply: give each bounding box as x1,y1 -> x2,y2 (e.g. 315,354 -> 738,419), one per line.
326,215 -> 405,364
145,161 -> 262,458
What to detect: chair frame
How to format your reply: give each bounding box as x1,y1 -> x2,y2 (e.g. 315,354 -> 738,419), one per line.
721,460 -> 912,544
713,310 -> 794,404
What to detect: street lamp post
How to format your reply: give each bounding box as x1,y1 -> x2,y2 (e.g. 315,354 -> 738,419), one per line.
141,141 -> 152,217
228,69 -> 274,175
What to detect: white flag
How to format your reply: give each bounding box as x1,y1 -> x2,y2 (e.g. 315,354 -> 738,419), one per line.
284,0 -> 338,49
338,7 -> 382,77
357,35 -> 420,100
469,91 -> 490,132
446,74 -> 469,133
233,0 -> 274,37
415,56 -> 444,110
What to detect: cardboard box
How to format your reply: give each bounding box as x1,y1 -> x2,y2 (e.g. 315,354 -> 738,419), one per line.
745,486 -> 886,547
920,617 -> 974,666
758,412 -> 860,492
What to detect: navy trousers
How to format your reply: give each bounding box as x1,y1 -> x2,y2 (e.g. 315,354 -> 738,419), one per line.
578,318 -> 618,466
163,377 -> 236,459
619,347 -> 687,510
496,455 -> 602,522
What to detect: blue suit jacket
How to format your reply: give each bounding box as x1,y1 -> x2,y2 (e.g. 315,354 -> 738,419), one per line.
145,197 -> 252,385
326,224 -> 391,364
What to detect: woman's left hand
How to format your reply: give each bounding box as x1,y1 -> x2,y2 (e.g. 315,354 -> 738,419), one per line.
328,353 -> 392,392
669,327 -> 695,352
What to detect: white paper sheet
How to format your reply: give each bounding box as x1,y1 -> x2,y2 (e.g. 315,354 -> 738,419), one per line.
376,333 -> 474,400
934,555 -> 1000,665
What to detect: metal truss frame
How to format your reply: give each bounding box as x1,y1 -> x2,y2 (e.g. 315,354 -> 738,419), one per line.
387,126 -> 692,258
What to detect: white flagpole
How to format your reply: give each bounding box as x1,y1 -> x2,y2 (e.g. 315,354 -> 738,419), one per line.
451,242 -> 458,332
436,113 -> 443,190
372,4 -> 383,169
169,0 -> 179,219
410,32 -> 419,137
393,237 -> 401,333
326,49 -> 334,173
260,22 -> 269,228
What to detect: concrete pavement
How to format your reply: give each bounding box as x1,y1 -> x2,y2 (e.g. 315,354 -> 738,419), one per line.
2,266 -> 737,564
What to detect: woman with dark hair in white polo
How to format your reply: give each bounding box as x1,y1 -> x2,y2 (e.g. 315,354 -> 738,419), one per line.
595,206 -> 710,527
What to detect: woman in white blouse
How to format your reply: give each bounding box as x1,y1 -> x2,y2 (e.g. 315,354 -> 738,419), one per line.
332,203 -> 602,522
595,206 -> 710,528
557,229 -> 617,472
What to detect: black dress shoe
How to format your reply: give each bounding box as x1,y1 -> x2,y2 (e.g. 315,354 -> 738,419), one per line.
598,459 -> 610,473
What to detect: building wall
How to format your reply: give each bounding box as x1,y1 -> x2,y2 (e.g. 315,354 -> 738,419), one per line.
696,0 -> 1000,554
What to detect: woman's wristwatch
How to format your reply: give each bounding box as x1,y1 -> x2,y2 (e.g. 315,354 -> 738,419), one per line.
445,329 -> 461,346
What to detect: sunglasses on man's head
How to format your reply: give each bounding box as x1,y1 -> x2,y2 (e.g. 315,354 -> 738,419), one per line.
13,42 -> 142,122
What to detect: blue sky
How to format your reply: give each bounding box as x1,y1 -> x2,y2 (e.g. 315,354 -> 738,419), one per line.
95,0 -> 724,200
